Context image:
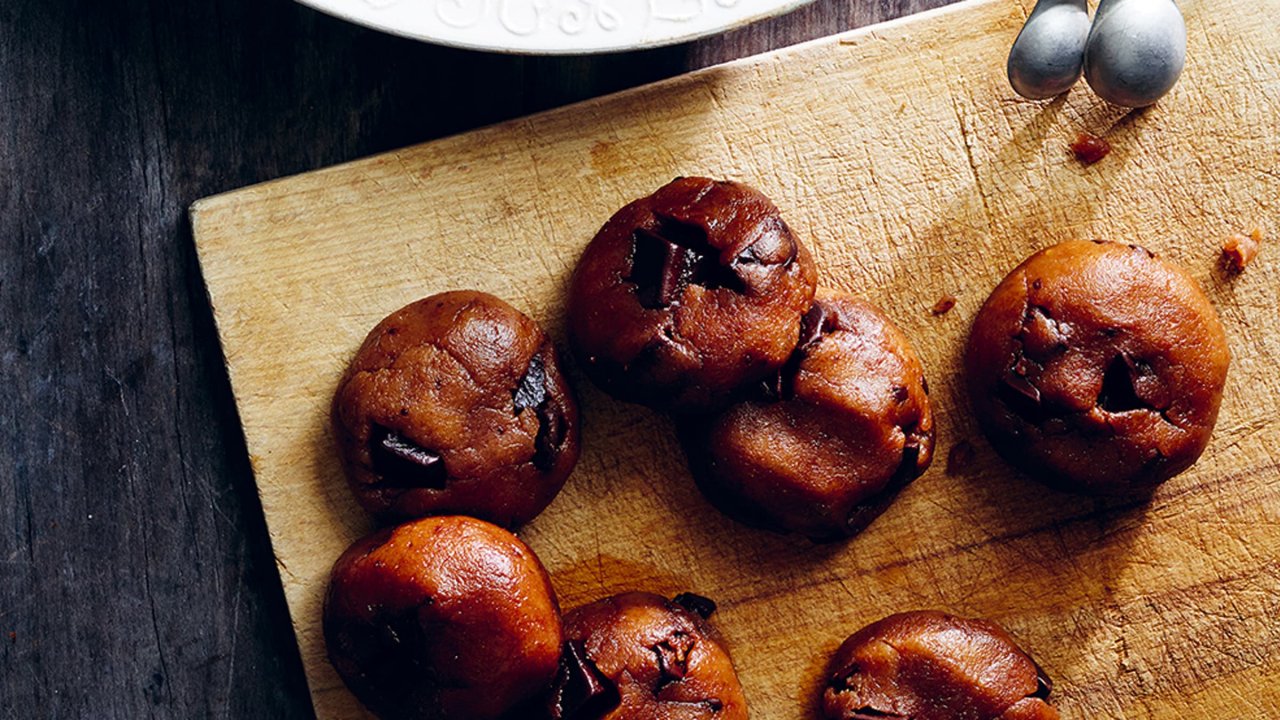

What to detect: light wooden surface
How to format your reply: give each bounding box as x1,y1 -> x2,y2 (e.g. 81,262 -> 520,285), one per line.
191,0 -> 1280,716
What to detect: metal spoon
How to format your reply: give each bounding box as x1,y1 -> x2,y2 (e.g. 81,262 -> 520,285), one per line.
1008,0 -> 1091,99
1084,0 -> 1187,107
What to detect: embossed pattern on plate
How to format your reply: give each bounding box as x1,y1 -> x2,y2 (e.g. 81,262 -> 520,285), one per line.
295,0 -> 815,54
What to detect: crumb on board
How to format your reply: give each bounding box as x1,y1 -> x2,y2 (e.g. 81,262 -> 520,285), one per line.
1222,228 -> 1262,273
931,295 -> 958,316
946,441 -> 976,476
1070,132 -> 1112,165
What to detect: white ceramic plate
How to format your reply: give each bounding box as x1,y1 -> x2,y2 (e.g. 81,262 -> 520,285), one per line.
296,0 -> 815,54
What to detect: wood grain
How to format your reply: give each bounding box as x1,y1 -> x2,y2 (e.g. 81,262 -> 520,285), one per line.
192,1 -> 1280,717
0,0 -> 948,716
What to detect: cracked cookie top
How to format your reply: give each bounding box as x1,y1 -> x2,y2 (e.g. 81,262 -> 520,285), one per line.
965,240 -> 1229,494
680,293 -> 936,541
822,610 -> 1059,720
548,592 -> 748,720
568,177 -> 818,413
332,290 -> 580,526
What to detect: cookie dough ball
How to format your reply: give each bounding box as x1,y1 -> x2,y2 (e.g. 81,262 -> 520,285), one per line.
569,177 -> 818,413
332,291 -> 580,526
822,611 -> 1059,720
323,516 -> 564,720
682,295 -> 935,541
965,241 -> 1229,494
546,592 -> 748,720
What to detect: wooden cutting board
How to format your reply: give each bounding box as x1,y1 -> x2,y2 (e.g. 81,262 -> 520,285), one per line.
191,0 -> 1280,717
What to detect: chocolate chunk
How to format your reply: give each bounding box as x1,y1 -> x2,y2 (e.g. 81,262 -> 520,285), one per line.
370,426 -> 446,489
673,593 -> 717,620
1097,354 -> 1148,414
654,632 -> 695,688
845,709 -> 909,720
998,370 -> 1043,419
533,397 -> 568,473
629,216 -> 746,310
892,435 -> 922,484
514,353 -> 548,413
1032,659 -> 1054,699
798,301 -> 833,350
764,299 -> 839,402
630,227 -> 694,309
511,348 -> 568,473
739,227 -> 797,266
546,641 -> 621,720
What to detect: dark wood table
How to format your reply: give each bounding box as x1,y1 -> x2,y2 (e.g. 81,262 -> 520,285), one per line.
0,0 -> 948,715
